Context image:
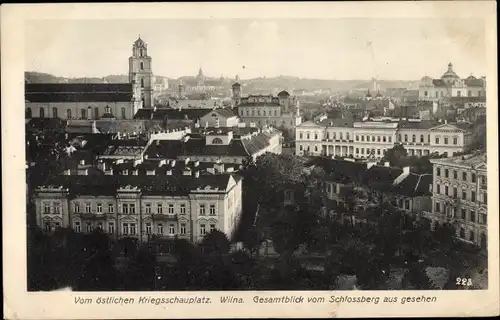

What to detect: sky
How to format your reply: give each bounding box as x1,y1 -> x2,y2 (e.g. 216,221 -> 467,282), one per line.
24,18 -> 487,80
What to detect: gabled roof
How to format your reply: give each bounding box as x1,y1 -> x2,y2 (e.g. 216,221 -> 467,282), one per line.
362,165 -> 403,191
25,83 -> 134,103
429,122 -> 473,132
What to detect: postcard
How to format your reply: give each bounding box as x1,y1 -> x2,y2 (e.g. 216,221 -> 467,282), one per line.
2,1 -> 499,319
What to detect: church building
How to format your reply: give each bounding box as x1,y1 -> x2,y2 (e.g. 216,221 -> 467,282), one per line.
25,36 -> 155,120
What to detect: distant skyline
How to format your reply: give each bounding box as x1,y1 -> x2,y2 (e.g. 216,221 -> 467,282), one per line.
25,18 -> 487,81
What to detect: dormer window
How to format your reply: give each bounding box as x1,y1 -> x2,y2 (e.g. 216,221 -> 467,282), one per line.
212,138 -> 223,144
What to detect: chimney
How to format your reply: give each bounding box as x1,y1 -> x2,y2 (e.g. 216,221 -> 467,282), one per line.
194,171 -> 200,178
214,162 -> 224,173
79,159 -> 85,166
159,159 -> 166,167
194,160 -> 200,167
403,166 -> 410,174
207,167 -> 215,175
384,161 -> 390,167
134,159 -> 142,167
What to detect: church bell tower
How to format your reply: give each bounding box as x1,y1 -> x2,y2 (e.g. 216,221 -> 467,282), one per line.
129,36 -> 154,108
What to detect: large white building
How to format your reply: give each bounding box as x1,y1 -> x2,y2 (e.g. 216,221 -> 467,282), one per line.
34,172 -> 243,243
232,83 -> 302,139
418,62 -> 486,101
25,37 -> 155,120
295,118 -> 474,159
425,153 -> 487,248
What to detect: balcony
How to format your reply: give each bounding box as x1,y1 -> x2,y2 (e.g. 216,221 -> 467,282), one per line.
78,212 -> 107,220
151,213 -> 178,221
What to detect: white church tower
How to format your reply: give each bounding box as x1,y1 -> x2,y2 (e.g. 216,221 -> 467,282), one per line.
129,36 -> 154,108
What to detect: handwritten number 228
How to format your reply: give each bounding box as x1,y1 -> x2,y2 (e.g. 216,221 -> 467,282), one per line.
456,278 -> 473,286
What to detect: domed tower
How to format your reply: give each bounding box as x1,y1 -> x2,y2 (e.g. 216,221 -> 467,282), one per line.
129,36 -> 154,108
196,67 -> 205,86
441,62 -> 460,84
278,90 -> 291,113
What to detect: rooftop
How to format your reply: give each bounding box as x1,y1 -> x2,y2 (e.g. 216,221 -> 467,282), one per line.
25,83 -> 134,103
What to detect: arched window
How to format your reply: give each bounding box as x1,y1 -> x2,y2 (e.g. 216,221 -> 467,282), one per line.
459,228 -> 465,239
398,134 -> 402,142
245,110 -> 249,116
257,110 -> 261,116
140,49 -> 143,56
39,108 -> 45,119
469,230 -> 475,242
263,110 -> 266,116
307,132 -> 310,140
52,107 -> 58,118
212,138 -> 223,144
404,134 -> 408,142
121,107 -> 126,119
141,78 -> 145,88
299,133 -> 303,140
251,110 -> 255,116
346,133 -> 350,140
314,133 -> 318,140
105,105 -> 111,114
26,107 -> 32,118
274,110 -> 277,116
412,134 -> 416,143
94,107 -> 99,119
66,109 -> 71,119
140,61 -> 144,70
420,135 -> 424,143
81,108 -> 86,119
436,167 -> 441,176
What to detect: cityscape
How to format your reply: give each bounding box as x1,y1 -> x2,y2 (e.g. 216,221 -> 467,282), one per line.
25,18 -> 488,292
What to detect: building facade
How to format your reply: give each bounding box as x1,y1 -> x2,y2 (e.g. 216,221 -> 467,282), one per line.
295,119 -> 473,159
418,63 -> 486,101
34,173 -> 243,243
425,153 -> 487,248
233,85 -> 302,139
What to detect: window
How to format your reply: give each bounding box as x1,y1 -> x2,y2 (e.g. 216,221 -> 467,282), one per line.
355,135 -> 359,141
435,137 -> 440,144
180,223 -> 186,235
168,204 -> 174,214
461,208 -> 466,219
382,136 -> 386,142
468,90 -> 471,97
43,202 -> 51,214
206,204 -> 215,216
307,133 -> 310,139
74,203 -> 80,213
108,203 -> 114,213
140,49 -> 143,56
445,186 -> 449,196
444,137 -> 448,144
299,133 -> 303,139
145,203 -> 151,214
44,222 -> 51,232
444,169 -> 449,178
459,228 -> 465,238
179,204 -> 186,215
85,203 -> 91,213
123,204 -> 129,214
66,109 -> 72,119
169,224 -> 175,235
453,170 -> 458,179
108,222 -> 115,234
86,223 -> 93,233
420,135 -> 424,143
96,203 -> 102,213
405,200 -> 410,210
140,61 -> 144,70
388,136 -> 392,143
453,187 -> 457,198
299,145 -> 303,151
462,172 -> 467,181
81,108 -> 87,119
94,107 -> 99,119
200,224 -> 206,236
435,202 -> 441,213
121,107 -> 126,119
140,78 -> 145,88
424,91 -> 428,97
471,173 -> 477,183
74,221 -> 81,232
315,146 -> 318,152
478,213 -> 487,225
457,91 -> 462,97
157,224 -> 163,234
436,184 -> 441,194
145,223 -> 152,234
97,222 -> 103,230
210,224 -> 216,232
122,223 -> 129,235
212,138 -> 223,144
453,137 -> 458,145
314,133 -> 318,140
356,148 -> 359,154
130,223 -> 136,235
371,136 -> 375,142
404,134 -> 408,142
26,107 -> 32,118
470,210 -> 476,222
39,108 -> 45,119
483,193 -> 487,204
199,204 -> 206,215
105,105 -> 111,114
462,190 -> 467,200
157,203 -> 163,214
471,191 -> 476,202
469,230 -> 475,242
412,135 -> 416,143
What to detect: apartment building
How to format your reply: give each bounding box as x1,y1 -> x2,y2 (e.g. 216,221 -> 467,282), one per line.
426,153 -> 487,248
295,118 -> 473,159
34,172 -> 243,243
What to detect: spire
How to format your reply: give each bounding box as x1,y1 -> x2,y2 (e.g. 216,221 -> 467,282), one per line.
448,62 -> 453,72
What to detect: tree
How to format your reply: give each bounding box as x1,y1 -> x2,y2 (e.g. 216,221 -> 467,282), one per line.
402,263 -> 435,290
382,144 -> 408,167
270,220 -> 300,256
123,244 -> 158,290
243,229 -> 262,258
201,230 -> 230,255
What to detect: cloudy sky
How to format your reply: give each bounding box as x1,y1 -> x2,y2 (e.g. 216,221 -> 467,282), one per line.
25,18 -> 487,80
